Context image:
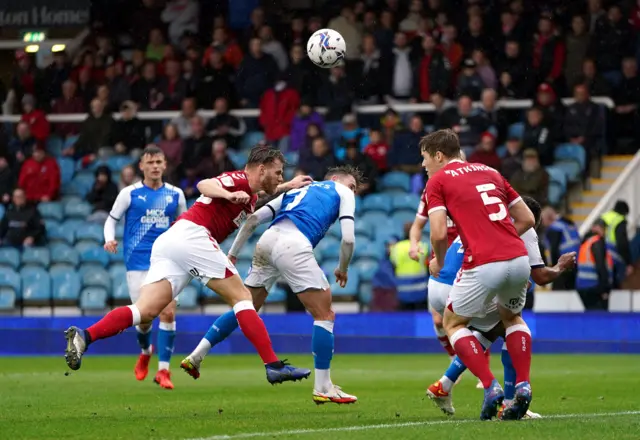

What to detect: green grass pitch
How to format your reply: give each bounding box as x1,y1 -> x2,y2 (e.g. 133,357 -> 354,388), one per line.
1,354 -> 639,440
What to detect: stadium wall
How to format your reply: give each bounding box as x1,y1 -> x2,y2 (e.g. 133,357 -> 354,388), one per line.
1,312 -> 639,355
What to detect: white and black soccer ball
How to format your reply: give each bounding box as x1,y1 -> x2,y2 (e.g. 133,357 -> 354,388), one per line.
307,28 -> 346,68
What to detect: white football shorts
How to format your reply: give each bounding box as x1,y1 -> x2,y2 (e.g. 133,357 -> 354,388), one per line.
428,277 -> 452,316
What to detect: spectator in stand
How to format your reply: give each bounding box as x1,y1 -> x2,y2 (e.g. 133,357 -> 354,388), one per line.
77,66 -> 97,109
564,83 -> 605,173
86,165 -> 119,224
196,48 -> 235,109
469,131 -> 501,169
181,116 -> 212,184
535,83 -> 565,141
20,95 -> 50,143
510,149 -> 549,205
456,59 -> 484,100
479,88 -> 507,141
128,49 -> 146,82
587,0 -> 606,33
533,15 -> 566,90
380,107 -> 403,146
497,40 -> 529,99
259,25 -> 288,72
181,57 -> 199,96
52,81 -> 84,139
590,4 -> 634,86
159,59 -> 188,110
342,139 -> 377,196
0,188 -> 45,248
496,9 -> 526,49
399,0 -> 423,33
317,66 -> 354,125
157,124 -> 183,183
10,51 -> 42,107
389,115 -> 424,174
353,34 -> 384,105
290,100 -> 324,153
436,95 -> 490,154
573,58 -> 611,96
364,129 -> 390,173
259,76 -> 300,151
614,57 -> 640,148
375,10 -> 396,58
43,50 -> 71,104
204,27 -> 243,70
298,137 -> 336,180
8,122 -> 36,166
472,49 -> 497,90
65,98 -> 114,164
328,6 -> 362,61
236,37 -> 278,107
285,44 -> 315,102
501,136 -> 524,180
197,139 -> 236,179
460,13 -> 492,56
285,16 -> 308,50
207,97 -> 246,149
523,106 -> 555,167
565,15 -> 591,90
171,97 -> 198,139
104,58 -> 131,112
96,84 -> 111,108
146,28 -> 166,62
411,34 -> 450,103
336,113 -> 370,161
131,61 -> 164,111
298,123 -> 322,163
117,165 -> 139,191
112,101 -> 146,156
440,24 -> 464,72
242,7 -> 266,48
161,0 -> 199,46
0,155 -> 15,204
18,145 -> 60,203
387,32 -> 414,101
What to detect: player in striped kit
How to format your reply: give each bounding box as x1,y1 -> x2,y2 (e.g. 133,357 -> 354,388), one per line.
103,145 -> 186,389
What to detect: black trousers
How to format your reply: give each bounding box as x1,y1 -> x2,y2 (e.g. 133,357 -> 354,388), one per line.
577,287 -> 609,311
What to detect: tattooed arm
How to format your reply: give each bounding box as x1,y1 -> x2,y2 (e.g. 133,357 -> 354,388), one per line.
255,175 -> 313,209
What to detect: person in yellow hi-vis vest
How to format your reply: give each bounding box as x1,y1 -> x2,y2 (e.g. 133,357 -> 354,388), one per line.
390,222 -> 431,310
600,200 -> 633,284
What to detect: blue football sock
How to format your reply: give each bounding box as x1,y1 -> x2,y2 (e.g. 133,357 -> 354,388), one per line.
312,321 -> 334,392
157,321 -> 176,370
135,325 -> 152,353
502,344 -> 516,400
204,310 -> 239,346
444,355 -> 467,383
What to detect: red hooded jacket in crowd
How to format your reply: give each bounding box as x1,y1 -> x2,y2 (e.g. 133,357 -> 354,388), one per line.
18,150 -> 61,202
20,109 -> 50,143
259,86 -> 300,141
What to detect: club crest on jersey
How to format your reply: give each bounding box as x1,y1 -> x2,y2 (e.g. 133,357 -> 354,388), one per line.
233,210 -> 248,227
165,195 -> 173,203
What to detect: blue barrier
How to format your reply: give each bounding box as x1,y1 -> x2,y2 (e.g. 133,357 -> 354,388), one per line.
1,312 -> 639,355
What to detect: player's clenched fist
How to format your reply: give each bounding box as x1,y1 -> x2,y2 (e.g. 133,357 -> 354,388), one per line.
429,258 -> 443,278
558,251 -> 577,270
228,191 -> 251,204
104,240 -> 118,254
334,269 -> 348,287
408,244 -> 423,261
288,174 -> 313,189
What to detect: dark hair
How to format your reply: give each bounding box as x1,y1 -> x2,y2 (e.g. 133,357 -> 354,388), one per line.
324,164 -> 364,188
141,144 -> 165,158
614,200 -> 629,216
419,129 -> 461,158
522,195 -> 542,227
246,146 -> 284,166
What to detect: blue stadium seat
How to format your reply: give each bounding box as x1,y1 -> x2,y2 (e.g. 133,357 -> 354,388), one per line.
21,247 -> 50,268
237,245 -> 255,261
107,155 -> 133,173
380,172 -> 411,192
315,237 -> 340,261
80,287 -> 108,310
80,248 -> 110,267
0,270 -> 21,295
47,222 -> 75,245
38,202 -> 64,221
177,285 -> 200,308
391,210 -> 417,226
64,201 -> 93,219
57,157 -> 75,185
0,288 -> 16,310
75,240 -> 100,254
332,272 -> 360,297
109,245 -> 124,263
112,280 -> 130,301
354,195 -> 363,214
555,143 -> 587,172
508,122 -> 525,140
61,195 -> 83,205
81,268 -> 111,289
20,267 -> 51,303
76,223 -> 104,242
228,150 -> 248,168
362,193 -> 392,214
361,212 -> 391,229
354,260 -> 378,282
354,221 -> 372,240
240,131 -> 265,151
546,166 -> 568,205
265,285 -> 286,303
0,248 -> 20,270
391,193 -> 421,212
359,282 -> 372,305
108,263 -> 126,280
50,243 -> 79,266
327,222 -> 342,239
63,218 -> 85,231
555,161 -> 581,183
51,270 -> 81,302
284,151 -> 299,164
0,204 -> 4,219
187,198 -> 197,209
46,136 -> 64,156
354,242 -> 382,261
496,144 -> 507,158
321,260 -> 340,277
64,135 -> 79,149
115,223 -> 125,239
235,260 -> 252,278
254,223 -> 269,236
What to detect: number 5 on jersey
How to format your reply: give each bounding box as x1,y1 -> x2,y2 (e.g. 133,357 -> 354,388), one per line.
476,183 -> 507,221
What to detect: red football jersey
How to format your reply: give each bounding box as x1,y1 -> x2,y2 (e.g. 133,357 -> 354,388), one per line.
178,171 -> 258,242
426,160 -> 527,269
417,186 -> 458,246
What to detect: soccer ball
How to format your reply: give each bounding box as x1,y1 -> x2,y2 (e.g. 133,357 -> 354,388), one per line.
307,29 -> 346,68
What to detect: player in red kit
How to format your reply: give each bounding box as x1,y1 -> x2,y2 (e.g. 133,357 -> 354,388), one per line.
420,129 -> 536,421
64,147 -> 314,385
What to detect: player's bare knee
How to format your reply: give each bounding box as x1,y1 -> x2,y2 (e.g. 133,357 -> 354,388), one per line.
248,286 -> 268,311
159,307 -> 175,323
310,307 -> 334,322
137,322 -> 152,332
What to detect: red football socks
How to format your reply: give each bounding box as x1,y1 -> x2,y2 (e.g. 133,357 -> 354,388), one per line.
234,306 -> 279,364
438,335 -> 456,357
86,306 -> 136,343
450,328 -> 495,388
505,324 -> 532,384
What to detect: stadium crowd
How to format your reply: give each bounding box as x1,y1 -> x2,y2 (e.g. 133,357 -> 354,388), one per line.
1,0 -> 640,312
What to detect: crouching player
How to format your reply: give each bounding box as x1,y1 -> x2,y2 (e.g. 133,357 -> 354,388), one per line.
427,196 -> 576,419
182,165 -> 362,404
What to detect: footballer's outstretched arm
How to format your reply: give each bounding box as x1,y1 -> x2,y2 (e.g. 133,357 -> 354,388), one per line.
228,194 -> 284,259
509,199 -> 536,236
428,209 -> 448,265
409,216 -> 427,260
255,175 -> 313,209
197,178 -> 234,200
531,252 -> 577,285
103,187 -> 132,252
336,184 -> 356,273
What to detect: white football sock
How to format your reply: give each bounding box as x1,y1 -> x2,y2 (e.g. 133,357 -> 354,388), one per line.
191,338 -> 212,363
158,361 -> 170,371
314,369 -> 332,393
440,375 -> 454,393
